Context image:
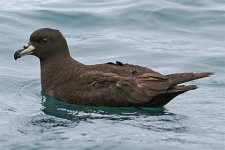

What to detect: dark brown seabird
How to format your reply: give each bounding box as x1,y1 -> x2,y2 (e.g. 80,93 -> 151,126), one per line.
14,28 -> 213,107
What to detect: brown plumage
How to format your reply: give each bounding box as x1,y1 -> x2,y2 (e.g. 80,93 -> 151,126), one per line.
14,28 -> 213,107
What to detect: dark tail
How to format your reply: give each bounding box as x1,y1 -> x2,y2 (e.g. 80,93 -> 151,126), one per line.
139,72 -> 214,107
146,85 -> 198,107
169,72 -> 214,86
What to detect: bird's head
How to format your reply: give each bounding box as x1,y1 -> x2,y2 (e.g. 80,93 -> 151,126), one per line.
14,28 -> 70,61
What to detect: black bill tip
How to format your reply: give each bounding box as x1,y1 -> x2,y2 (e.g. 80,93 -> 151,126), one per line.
14,49 -> 23,60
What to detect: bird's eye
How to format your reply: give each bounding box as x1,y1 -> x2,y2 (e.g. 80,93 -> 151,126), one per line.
23,43 -> 29,49
42,38 -> 47,43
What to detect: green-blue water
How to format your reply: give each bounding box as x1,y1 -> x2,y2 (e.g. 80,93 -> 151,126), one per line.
0,0 -> 225,149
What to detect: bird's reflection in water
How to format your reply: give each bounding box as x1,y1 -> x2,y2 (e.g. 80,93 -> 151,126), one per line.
39,93 -> 188,133
41,92 -> 174,121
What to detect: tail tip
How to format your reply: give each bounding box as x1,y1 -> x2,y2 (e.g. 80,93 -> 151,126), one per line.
206,72 -> 214,76
195,72 -> 214,78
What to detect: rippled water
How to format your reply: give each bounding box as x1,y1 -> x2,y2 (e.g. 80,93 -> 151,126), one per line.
0,0 -> 225,149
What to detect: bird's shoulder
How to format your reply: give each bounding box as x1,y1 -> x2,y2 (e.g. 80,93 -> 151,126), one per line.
87,60 -> 161,77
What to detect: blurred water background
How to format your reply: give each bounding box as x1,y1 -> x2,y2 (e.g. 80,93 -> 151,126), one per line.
0,0 -> 225,149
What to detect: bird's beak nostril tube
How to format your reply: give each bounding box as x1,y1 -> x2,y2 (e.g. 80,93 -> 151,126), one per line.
14,44 -> 35,60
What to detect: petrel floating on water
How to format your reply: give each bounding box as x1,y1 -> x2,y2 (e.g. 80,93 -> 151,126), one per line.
14,28 -> 213,107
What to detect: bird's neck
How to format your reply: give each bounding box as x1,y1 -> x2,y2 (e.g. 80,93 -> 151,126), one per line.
40,55 -> 83,92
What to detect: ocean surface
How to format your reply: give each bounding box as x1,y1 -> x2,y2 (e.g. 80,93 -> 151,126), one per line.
0,0 -> 225,149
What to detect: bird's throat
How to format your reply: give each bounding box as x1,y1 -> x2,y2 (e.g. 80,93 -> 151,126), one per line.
40,56 -> 82,93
